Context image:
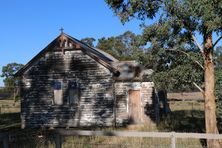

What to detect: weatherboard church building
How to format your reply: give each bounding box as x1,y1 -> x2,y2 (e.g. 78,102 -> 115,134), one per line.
16,30 -> 159,128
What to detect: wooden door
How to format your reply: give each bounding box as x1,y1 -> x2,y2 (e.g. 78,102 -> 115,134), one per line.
129,90 -> 142,123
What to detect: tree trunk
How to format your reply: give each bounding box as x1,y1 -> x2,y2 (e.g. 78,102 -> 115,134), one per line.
204,33 -> 222,148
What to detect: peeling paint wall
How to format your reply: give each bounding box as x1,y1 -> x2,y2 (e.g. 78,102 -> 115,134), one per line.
21,49 -> 114,128
20,48 -> 156,128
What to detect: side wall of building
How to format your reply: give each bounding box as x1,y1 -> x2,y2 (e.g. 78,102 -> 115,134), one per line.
21,49 -> 115,128
114,82 -> 157,125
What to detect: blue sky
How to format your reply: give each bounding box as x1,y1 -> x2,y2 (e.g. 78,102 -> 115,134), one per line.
0,0 -> 146,86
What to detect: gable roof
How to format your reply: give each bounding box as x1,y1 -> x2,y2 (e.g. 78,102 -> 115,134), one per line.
15,33 -> 120,76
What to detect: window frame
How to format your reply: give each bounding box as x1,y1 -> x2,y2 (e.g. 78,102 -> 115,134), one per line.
52,80 -> 63,105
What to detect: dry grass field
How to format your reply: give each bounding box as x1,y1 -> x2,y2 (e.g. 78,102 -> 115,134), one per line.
0,100 -> 20,113
168,92 -> 203,101
0,100 -> 20,130
0,92 -> 210,147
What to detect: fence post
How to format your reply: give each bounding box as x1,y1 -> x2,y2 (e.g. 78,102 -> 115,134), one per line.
3,136 -> 9,148
171,132 -> 176,148
55,133 -> 62,148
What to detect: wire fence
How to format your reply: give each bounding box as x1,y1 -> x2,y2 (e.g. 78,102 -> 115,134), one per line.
1,129 -> 222,148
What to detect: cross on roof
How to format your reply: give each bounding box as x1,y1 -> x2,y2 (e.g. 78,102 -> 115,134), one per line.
60,27 -> 64,34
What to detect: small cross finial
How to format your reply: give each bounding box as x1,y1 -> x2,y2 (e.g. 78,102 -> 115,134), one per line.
60,27 -> 64,34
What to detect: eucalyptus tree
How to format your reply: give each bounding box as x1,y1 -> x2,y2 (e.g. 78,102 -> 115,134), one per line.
1,62 -> 23,90
97,31 -> 144,60
105,0 -> 222,147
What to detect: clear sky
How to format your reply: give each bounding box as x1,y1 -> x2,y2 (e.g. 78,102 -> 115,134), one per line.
0,0 -> 145,86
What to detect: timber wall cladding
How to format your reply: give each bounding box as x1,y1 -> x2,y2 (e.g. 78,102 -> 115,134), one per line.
114,82 -> 155,125
21,49 -> 115,127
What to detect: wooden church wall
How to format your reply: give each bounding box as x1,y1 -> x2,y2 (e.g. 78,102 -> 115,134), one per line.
21,49 -> 115,128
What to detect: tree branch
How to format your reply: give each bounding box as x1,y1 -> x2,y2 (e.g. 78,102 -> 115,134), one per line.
194,60 -> 204,70
213,36 -> 222,48
166,49 -> 204,70
193,82 -> 204,94
191,34 -> 204,54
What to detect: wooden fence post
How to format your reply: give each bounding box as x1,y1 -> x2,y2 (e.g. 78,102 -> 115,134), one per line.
3,136 -> 9,148
55,133 -> 62,148
171,132 -> 176,148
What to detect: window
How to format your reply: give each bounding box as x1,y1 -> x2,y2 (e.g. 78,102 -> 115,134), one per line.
53,81 -> 63,105
68,81 -> 79,105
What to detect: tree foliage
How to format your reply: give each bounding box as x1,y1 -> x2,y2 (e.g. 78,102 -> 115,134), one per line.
151,50 -> 203,92
215,46 -> 222,68
1,63 -> 23,90
96,31 -> 145,60
215,47 -> 222,118
216,68 -> 222,112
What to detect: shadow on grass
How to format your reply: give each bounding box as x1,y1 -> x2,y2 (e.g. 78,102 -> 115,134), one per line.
157,110 -> 222,147
0,113 -> 58,147
1,110 -> 222,147
0,113 -> 20,131
158,110 -> 222,132
157,110 -> 205,133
